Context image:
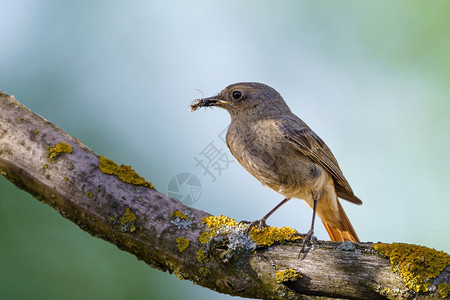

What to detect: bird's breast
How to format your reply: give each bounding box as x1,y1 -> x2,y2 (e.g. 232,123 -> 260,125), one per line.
226,118 -> 323,198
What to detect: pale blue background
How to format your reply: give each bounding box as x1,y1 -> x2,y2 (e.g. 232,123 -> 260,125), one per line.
1,1 -> 449,299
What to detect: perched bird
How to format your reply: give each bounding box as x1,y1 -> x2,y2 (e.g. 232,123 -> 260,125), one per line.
190,82 -> 362,252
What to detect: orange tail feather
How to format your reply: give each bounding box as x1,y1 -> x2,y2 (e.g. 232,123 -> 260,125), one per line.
322,200 -> 359,242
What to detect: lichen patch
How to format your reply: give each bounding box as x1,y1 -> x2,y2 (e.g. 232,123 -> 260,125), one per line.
275,268 -> 302,284
98,155 -> 154,188
249,226 -> 300,247
373,242 -> 450,293
170,210 -> 193,229
438,283 -> 449,298
176,237 -> 190,252
48,142 -> 72,161
110,207 -> 136,233
200,215 -> 301,251
196,249 -> 209,264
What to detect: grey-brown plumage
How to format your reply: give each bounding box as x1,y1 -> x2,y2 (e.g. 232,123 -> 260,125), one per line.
190,82 -> 362,246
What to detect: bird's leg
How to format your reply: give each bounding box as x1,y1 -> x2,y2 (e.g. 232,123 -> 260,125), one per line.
299,191 -> 319,255
245,198 -> 290,234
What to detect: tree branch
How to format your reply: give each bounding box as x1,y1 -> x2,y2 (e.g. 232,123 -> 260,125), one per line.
0,91 -> 448,300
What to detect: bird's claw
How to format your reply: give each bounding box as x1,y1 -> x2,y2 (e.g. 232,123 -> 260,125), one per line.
299,228 -> 315,256
244,218 -> 268,234
290,231 -> 317,240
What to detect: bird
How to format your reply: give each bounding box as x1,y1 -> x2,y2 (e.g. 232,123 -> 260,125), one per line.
190,82 -> 362,252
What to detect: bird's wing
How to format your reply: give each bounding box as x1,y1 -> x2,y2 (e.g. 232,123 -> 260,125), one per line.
278,116 -> 362,205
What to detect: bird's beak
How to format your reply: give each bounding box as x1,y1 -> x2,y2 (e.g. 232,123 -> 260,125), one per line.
190,96 -> 228,112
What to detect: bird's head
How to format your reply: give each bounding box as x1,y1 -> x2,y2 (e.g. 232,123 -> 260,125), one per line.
190,82 -> 291,119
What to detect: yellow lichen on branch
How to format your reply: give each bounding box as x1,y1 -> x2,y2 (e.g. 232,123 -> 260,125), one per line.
199,215 -> 238,244
98,155 -> 154,188
203,215 -> 238,231
275,268 -> 302,284
170,210 -> 193,221
199,215 -> 301,248
176,237 -> 190,252
373,242 -> 450,293
110,207 -> 136,232
196,249 -> 209,263
47,142 -> 72,161
249,226 -> 301,247
438,283 -> 449,299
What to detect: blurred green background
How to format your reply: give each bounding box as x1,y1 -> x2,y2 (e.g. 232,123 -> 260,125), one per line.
1,1 -> 449,299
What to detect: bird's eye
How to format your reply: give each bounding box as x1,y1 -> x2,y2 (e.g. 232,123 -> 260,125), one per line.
232,91 -> 242,100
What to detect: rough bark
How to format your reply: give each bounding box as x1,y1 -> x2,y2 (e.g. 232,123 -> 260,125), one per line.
0,91 -> 448,300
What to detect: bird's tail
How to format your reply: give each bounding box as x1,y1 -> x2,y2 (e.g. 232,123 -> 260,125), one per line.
322,200 -> 360,242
